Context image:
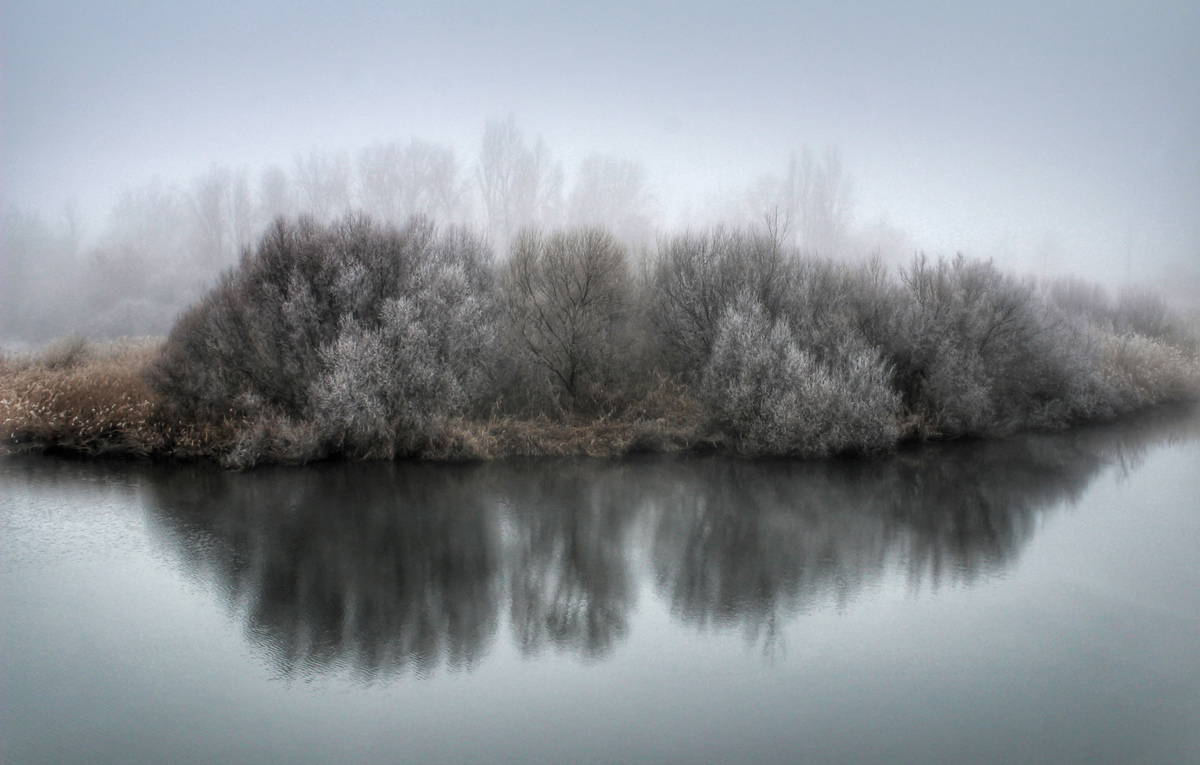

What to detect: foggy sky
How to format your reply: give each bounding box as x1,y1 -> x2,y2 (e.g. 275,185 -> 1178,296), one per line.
3,0 -> 1198,283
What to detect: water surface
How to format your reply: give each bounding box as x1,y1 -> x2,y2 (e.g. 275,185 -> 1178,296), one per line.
3,406 -> 1199,764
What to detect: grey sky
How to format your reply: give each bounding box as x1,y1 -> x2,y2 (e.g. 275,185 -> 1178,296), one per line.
3,1 -> 1198,279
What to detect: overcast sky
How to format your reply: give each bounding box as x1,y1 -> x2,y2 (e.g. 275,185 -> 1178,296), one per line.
3,0 -> 1198,281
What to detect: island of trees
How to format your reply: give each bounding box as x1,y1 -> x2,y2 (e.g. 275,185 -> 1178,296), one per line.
3,213 -> 1197,468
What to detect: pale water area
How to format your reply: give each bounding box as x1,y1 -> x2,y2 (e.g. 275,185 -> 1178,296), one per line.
2,404 -> 1199,764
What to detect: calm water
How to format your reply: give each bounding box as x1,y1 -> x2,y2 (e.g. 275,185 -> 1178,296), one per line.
3,406 -> 1199,765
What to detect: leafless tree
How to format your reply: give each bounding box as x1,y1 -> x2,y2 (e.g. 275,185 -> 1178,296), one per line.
566,154 -> 656,249
502,227 -> 630,402
740,147 -> 854,258
476,116 -> 563,251
258,164 -> 292,224
648,226 -> 794,377
293,150 -> 352,224
787,147 -> 853,257
358,139 -> 463,225
190,164 -> 254,267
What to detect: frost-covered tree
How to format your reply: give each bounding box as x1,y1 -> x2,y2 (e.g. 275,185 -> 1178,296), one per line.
701,295 -> 900,456
148,215 -> 498,460
648,226 -> 794,378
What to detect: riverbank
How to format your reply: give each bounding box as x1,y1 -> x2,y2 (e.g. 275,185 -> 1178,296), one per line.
3,331 -> 1198,469
0,337 -> 710,465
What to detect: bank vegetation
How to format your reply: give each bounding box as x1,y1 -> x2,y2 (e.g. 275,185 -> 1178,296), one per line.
3,215 -> 1198,468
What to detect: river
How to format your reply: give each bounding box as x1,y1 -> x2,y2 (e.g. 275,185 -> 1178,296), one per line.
3,404 -> 1199,764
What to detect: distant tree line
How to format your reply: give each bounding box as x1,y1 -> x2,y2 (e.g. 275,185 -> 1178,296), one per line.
2,117 -> 900,346
1,117 -> 669,344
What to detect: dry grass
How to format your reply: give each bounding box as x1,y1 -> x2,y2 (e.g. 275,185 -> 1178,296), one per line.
1,338 -> 240,459
2,340 -> 157,456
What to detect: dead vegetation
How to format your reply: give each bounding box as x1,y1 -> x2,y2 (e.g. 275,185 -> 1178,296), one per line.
0,338 -> 241,459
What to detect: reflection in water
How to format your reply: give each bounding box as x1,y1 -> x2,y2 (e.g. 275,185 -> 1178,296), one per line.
651,437 -> 1094,640
146,464 -> 500,678
501,463 -> 638,660
131,404 -> 1199,679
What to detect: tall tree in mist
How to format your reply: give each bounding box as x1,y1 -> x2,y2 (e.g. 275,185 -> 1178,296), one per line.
293,150 -> 353,224
744,147 -> 854,258
259,164 -> 293,223
503,227 -> 630,403
190,164 -> 255,267
567,154 -> 656,249
789,147 -> 853,258
358,139 -> 463,225
476,116 -> 563,251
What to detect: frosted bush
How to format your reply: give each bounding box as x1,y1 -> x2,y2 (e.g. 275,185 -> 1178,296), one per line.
1100,333 -> 1200,410
312,260 -> 494,456
883,254 -> 1104,436
649,227 -> 795,378
701,296 -> 900,456
148,215 -> 498,459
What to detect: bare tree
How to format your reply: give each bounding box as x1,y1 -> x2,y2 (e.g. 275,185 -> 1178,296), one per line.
105,178 -> 188,262
787,147 -> 853,258
502,227 -> 630,402
190,164 -> 254,267
740,147 -> 854,257
567,154 -> 656,248
293,150 -> 352,223
649,226 -> 794,377
359,139 -> 463,224
476,115 -> 563,251
259,164 -> 292,224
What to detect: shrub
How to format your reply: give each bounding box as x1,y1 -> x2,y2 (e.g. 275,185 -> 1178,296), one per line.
1115,286 -> 1172,339
1098,333 -> 1200,410
146,215 -> 498,459
881,254 -> 1097,436
311,259 -> 493,455
648,226 -> 795,379
700,295 -> 901,456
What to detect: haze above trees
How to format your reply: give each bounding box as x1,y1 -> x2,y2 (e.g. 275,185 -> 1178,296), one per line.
2,117 -> 898,346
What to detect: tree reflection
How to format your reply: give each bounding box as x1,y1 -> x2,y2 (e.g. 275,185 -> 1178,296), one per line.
500,461 -> 638,660
131,403 -> 1200,676
145,462 -> 501,679
651,404 -> 1195,639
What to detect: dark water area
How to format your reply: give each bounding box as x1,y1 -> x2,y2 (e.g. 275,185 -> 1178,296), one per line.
3,406 -> 1200,764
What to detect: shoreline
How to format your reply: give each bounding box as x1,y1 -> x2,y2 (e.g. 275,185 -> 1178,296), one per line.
4,336 -> 1197,469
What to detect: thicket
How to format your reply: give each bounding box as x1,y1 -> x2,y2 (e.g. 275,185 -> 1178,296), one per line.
4,215 -> 1198,467
146,216 -> 498,463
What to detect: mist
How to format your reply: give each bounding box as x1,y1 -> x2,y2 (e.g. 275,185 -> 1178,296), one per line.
3,1 -> 1199,345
